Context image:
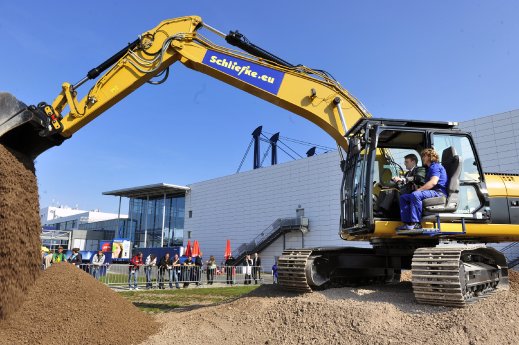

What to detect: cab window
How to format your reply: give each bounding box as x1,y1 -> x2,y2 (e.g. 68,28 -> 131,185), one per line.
433,134 -> 481,182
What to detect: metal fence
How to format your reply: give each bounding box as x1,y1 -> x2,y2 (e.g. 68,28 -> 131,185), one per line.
71,264 -> 263,289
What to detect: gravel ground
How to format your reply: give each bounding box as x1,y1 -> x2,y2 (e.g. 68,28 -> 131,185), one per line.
141,270 -> 519,345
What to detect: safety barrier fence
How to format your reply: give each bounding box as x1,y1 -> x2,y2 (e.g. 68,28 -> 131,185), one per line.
71,264 -> 263,288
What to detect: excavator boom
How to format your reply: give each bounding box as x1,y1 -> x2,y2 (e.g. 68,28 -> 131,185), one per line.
0,15 -> 368,159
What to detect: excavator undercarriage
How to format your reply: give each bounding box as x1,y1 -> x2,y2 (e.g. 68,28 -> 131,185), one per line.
278,242 -> 509,307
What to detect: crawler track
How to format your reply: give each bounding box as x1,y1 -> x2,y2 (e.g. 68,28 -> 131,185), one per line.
411,247 -> 507,307
277,249 -> 313,292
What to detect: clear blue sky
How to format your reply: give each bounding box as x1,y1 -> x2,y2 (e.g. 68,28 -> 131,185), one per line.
1,1 -> 518,213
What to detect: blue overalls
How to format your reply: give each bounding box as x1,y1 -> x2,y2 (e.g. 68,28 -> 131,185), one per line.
400,162 -> 448,223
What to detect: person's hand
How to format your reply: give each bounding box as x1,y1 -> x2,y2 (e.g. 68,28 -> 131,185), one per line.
392,176 -> 402,183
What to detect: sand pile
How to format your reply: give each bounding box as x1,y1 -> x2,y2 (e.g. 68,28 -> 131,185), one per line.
0,144 -> 41,319
143,271 -> 519,345
0,263 -> 158,344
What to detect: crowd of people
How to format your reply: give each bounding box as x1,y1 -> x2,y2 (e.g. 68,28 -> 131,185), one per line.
132,251 -> 266,290
41,246 -> 274,289
41,246 -> 79,269
132,251 -> 203,290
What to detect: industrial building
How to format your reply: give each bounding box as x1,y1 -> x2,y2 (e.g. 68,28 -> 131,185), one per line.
40,206 -> 127,251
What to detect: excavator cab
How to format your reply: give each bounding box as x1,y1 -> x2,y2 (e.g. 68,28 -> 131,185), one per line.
340,118 -> 489,236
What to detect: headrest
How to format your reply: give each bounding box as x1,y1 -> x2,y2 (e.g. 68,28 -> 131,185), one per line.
441,146 -> 457,165
381,168 -> 393,184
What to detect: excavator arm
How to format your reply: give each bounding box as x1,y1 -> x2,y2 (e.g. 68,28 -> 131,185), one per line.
0,15 -> 370,159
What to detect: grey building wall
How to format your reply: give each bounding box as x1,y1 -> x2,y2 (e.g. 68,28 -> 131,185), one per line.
184,151 -> 368,270
459,109 -> 519,174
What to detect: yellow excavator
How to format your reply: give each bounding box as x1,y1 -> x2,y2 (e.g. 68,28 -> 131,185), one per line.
1,16 -> 518,307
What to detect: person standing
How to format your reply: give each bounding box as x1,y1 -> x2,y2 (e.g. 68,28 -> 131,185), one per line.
144,254 -> 157,289
91,250 -> 105,280
252,252 -> 262,284
206,255 -> 217,285
194,252 -> 203,286
225,255 -> 235,285
67,248 -> 82,268
52,246 -> 66,264
158,253 -> 173,289
183,256 -> 195,288
172,254 -> 181,289
272,261 -> 278,284
128,252 -> 144,290
244,254 -> 253,285
44,252 -> 53,269
398,148 -> 448,231
41,248 -> 52,270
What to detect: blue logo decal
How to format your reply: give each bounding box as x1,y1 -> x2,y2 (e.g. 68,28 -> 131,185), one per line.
202,50 -> 285,95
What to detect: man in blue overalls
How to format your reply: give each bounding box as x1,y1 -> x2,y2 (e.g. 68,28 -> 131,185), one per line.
397,148 -> 448,231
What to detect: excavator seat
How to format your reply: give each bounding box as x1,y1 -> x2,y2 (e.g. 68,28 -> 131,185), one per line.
422,146 -> 461,214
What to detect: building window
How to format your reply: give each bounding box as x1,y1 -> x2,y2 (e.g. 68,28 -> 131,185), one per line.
129,194 -> 186,248
188,210 -> 192,218
187,231 -> 191,239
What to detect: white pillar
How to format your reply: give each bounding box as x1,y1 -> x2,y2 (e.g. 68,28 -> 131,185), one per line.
144,196 -> 149,248
161,193 -> 166,247
117,196 -> 122,237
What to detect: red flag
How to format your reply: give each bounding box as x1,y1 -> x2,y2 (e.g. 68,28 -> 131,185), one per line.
224,239 -> 232,259
184,240 -> 192,257
192,240 -> 200,257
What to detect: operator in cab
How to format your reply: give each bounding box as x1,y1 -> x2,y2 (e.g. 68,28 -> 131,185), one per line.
397,148 -> 448,231
375,154 -> 426,217
391,154 -> 426,195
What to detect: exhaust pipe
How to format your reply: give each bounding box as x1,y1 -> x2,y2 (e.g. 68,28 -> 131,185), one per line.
0,92 -> 66,159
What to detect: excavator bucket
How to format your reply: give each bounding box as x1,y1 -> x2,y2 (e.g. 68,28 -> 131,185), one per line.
0,92 -> 65,159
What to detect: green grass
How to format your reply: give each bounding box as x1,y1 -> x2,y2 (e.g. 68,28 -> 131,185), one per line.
118,285 -> 258,313
98,273 -> 147,284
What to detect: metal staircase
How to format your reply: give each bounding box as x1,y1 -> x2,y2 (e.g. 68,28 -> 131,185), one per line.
498,242 -> 519,269
232,217 -> 309,264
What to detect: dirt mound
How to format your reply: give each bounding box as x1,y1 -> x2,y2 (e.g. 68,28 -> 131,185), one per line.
0,144 -> 41,319
143,271 -> 519,345
0,263 -> 158,345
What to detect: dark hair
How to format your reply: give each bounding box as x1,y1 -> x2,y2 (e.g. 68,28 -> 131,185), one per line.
404,154 -> 418,164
